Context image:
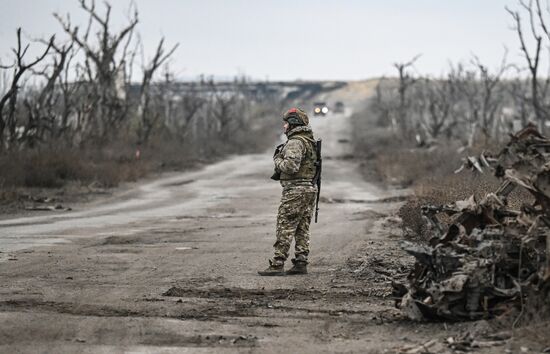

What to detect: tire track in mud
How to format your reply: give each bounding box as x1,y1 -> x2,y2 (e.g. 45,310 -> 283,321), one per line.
0,277 -> 398,324
0,302 -> 396,335
0,298 -> 258,321
162,284 -> 387,302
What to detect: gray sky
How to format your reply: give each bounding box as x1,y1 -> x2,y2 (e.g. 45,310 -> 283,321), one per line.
0,0 -> 526,81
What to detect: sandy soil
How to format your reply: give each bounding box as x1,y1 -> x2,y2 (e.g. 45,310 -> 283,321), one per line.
0,84 -> 526,353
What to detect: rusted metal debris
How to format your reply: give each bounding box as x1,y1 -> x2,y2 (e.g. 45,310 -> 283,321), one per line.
394,124 -> 550,321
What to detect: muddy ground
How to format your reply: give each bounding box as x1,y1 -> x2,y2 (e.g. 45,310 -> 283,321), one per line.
0,84 -> 541,353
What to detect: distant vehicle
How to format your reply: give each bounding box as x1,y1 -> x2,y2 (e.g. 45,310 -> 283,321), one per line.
313,102 -> 329,116
334,101 -> 345,114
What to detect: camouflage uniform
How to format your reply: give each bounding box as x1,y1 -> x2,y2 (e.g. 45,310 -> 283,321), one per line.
271,124 -> 317,267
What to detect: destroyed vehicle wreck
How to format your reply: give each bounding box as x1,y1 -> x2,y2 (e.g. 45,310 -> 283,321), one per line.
394,124 -> 550,321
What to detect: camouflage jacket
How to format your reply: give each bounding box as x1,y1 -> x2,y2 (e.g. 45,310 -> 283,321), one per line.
274,125 -> 317,188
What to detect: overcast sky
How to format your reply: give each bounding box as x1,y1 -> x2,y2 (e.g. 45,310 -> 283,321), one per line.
0,0 -> 528,81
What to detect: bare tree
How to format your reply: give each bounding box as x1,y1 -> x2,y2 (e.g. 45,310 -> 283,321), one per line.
0,28 -> 54,149
393,54 -> 421,135
18,42 -> 76,147
507,66 -> 533,127
206,81 -> 241,140
372,77 -> 397,128
418,77 -> 457,140
506,0 -> 549,131
173,87 -> 206,142
448,56 -> 508,146
472,55 -> 509,140
54,0 -> 138,142
135,39 -> 178,144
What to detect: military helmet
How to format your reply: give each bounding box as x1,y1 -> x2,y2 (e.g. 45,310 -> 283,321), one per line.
283,107 -> 309,126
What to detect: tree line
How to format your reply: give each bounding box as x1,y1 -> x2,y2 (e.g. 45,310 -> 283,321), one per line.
372,0 -> 550,147
0,0 -> 280,155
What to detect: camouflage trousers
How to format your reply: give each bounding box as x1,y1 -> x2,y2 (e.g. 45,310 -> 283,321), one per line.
271,184 -> 316,266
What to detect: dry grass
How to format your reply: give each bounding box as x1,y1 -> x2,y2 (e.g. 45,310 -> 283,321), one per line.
0,148 -> 149,190
0,115 -> 279,210
351,109 -> 463,188
0,147 -> 153,211
373,146 -> 462,187
0,140 -> 179,207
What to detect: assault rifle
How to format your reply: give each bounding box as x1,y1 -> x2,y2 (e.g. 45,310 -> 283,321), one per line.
312,139 -> 322,223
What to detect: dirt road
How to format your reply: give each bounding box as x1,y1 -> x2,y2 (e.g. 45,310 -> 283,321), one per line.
0,85 -> 472,353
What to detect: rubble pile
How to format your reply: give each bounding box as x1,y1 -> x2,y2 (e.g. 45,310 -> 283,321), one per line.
394,124 -> 550,321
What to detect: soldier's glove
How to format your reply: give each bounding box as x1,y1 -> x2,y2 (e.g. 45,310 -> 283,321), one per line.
270,168 -> 281,181
273,143 -> 284,158
271,144 -> 284,180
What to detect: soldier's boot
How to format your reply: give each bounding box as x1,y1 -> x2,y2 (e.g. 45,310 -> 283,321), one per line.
286,260 -> 307,275
258,260 -> 285,276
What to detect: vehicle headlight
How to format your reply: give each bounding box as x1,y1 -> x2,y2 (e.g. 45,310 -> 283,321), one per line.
314,108 -> 321,113
321,107 -> 328,114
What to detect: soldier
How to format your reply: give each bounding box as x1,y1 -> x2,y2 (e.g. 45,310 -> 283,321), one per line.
259,108 -> 318,276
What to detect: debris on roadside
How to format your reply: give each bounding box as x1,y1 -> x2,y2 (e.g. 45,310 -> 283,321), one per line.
25,204 -> 72,212
445,331 -> 509,352
28,196 -> 57,203
453,153 -> 496,174
393,124 -> 550,321
396,339 -> 446,354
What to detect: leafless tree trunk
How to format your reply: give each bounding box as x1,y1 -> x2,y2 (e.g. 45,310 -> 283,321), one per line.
507,67 -> 533,127
136,39 -> 178,144
471,55 -> 509,141
372,78 -> 398,129
207,81 -> 240,140
420,78 -> 457,139
20,42 -> 73,147
173,87 -> 205,142
55,0 -> 138,142
393,54 -> 421,136
507,1 -> 549,132
0,28 -> 54,150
